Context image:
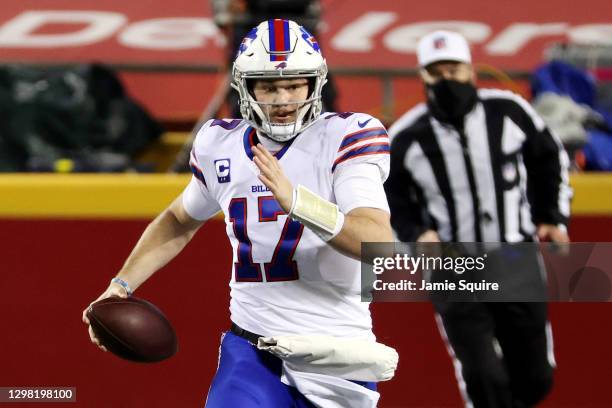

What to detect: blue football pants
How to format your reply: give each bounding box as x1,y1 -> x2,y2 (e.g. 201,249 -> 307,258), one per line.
205,331 -> 375,407
205,331 -> 315,407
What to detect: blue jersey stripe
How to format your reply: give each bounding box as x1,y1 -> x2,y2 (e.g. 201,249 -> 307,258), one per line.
339,128 -> 388,150
332,143 -> 390,172
190,164 -> 207,187
243,127 -> 256,161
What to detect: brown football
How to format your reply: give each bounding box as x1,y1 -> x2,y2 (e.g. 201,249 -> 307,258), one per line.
87,297 -> 178,363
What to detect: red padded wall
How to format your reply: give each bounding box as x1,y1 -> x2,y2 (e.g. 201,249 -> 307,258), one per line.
0,217 -> 610,407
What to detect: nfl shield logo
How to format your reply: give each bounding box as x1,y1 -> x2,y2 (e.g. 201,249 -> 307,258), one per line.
433,37 -> 446,49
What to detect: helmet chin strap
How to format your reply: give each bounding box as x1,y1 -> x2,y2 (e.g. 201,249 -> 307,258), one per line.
254,129 -> 285,152
262,119 -> 304,143
251,97 -> 314,142
240,79 -> 322,143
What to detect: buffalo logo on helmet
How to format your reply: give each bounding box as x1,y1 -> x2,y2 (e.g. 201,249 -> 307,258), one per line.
275,62 -> 287,70
300,27 -> 321,53
236,27 -> 258,57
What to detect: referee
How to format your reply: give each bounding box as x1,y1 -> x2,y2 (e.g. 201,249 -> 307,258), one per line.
385,31 -> 571,407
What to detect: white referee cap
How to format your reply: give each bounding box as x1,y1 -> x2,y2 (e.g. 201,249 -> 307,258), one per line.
417,30 -> 472,67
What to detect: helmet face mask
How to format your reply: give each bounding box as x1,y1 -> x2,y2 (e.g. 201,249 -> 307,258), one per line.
232,20 -> 328,142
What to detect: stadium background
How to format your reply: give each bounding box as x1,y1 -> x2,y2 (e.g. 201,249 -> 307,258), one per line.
1,1 -> 611,407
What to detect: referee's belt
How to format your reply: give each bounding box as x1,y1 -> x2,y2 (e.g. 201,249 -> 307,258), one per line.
230,322 -> 262,345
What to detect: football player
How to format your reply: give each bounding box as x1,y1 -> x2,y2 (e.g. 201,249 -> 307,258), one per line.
83,19 -> 394,407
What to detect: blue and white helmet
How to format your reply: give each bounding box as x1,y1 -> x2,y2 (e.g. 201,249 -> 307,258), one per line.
232,19 -> 328,142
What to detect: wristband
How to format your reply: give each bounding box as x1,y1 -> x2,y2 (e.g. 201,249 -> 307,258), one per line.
289,184 -> 345,241
111,277 -> 133,296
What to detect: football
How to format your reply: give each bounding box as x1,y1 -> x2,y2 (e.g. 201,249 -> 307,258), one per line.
87,296 -> 178,363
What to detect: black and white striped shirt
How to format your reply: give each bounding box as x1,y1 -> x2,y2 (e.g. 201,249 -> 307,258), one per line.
385,89 -> 572,243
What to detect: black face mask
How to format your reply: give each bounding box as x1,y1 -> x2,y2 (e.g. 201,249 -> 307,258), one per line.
426,79 -> 478,126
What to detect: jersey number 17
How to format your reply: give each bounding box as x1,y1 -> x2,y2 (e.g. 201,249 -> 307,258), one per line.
229,196 -> 304,282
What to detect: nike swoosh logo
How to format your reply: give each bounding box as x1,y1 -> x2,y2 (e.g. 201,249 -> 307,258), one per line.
358,118 -> 372,128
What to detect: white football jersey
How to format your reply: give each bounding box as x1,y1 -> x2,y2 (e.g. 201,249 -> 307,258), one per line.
185,112 -> 390,339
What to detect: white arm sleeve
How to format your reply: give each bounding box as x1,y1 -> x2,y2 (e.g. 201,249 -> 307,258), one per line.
181,176 -> 221,221
333,163 -> 390,215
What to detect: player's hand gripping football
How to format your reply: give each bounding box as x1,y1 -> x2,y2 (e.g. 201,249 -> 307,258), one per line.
81,281 -> 130,352
252,144 -> 294,212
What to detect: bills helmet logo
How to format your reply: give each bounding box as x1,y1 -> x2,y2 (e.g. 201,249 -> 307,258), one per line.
433,37 -> 447,49
236,27 -> 258,57
300,27 -> 321,53
275,62 -> 287,70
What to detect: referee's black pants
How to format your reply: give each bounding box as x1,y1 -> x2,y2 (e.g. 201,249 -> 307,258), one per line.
434,302 -> 554,408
